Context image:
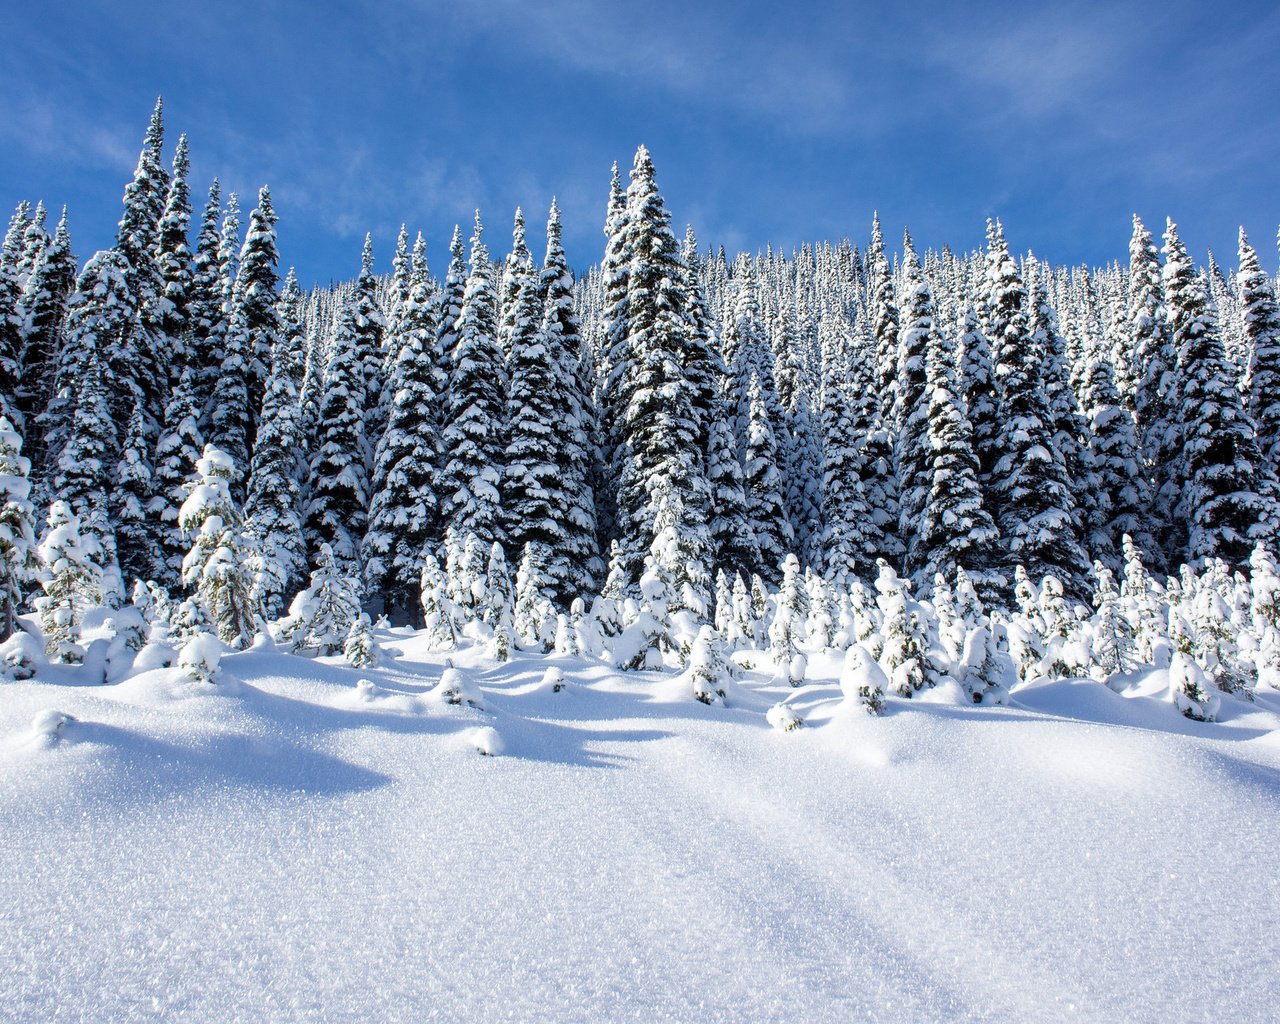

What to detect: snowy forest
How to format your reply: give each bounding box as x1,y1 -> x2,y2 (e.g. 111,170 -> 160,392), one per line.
4,98 -> 1280,723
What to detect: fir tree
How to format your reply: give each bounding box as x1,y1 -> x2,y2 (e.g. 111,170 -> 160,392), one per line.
245,328 -> 307,621
15,207 -> 75,453
351,234 -> 388,449
235,185 -> 282,442
498,207 -> 536,365
1239,227 -> 1280,474
440,213 -> 505,547
113,397 -> 156,587
742,373 -> 793,581
364,242 -> 442,619
986,219 -> 1090,599
155,133 -> 193,378
0,418 -> 39,640
187,181 -> 224,419
149,368 -> 204,592
36,502 -> 103,663
918,287 -> 1002,600
956,305 -> 1002,517
179,444 -> 260,648
1165,220 -> 1276,569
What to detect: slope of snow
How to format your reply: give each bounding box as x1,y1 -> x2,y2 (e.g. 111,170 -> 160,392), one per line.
3,631 -> 1279,1023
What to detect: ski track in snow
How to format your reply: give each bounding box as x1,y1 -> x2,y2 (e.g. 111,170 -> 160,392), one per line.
2,633 -> 1280,1023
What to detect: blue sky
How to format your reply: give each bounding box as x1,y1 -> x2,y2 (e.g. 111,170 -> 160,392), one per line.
3,0 -> 1278,285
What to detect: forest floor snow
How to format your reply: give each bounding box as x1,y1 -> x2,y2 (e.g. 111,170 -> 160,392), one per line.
3,628 -> 1279,1023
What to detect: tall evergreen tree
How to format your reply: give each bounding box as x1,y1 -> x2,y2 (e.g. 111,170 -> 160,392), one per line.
364,242 -> 442,619
498,207 -> 535,365
351,233 -> 388,450
0,417 -> 39,641
235,185 -> 282,441
610,147 -> 711,594
113,396 -> 156,586
440,213 -> 505,547
1164,219 -> 1276,568
743,373 -> 792,579
956,304 -> 1002,517
986,219 -> 1090,597
895,233 -> 937,581
15,206 -> 75,454
305,282 -> 370,580
155,133 -> 193,383
1239,227 -> 1280,474
187,180 -> 224,419
150,368 -> 204,592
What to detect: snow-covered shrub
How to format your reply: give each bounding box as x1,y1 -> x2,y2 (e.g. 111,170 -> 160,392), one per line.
279,544 -> 360,655
178,444 -> 261,649
538,666 -> 568,694
875,560 -> 926,697
429,660 -> 483,709
34,502 -> 103,663
766,701 -> 804,732
687,624 -> 730,705
344,612 -> 378,668
840,644 -> 887,714
178,632 -> 223,685
1170,650 -> 1220,722
0,629 -> 44,680
0,417 -> 40,642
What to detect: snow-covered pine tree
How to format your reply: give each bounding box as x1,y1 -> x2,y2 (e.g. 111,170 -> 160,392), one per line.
113,397 -> 157,587
149,367 -> 204,592
36,502 -> 103,663
539,200 -> 598,598
986,219 -> 1090,600
179,445 -> 260,648
364,241 -> 442,620
956,305 -> 1002,519
15,207 -> 75,458
50,327 -> 119,582
440,212 -> 505,547
244,326 -> 307,621
154,134 -> 193,386
435,225 -> 466,425
234,185 -> 282,445
0,417 -> 39,640
610,148 -> 712,595
351,233 -> 388,451
1080,303 -> 1155,568
1129,215 -> 1178,569
918,284 -> 1002,601
281,543 -> 361,656
818,315 -> 876,586
485,541 -> 516,660
207,270 -> 252,476
498,208 -> 536,365
344,612 -> 377,668
742,373 -> 793,581
187,181 -> 224,420
304,263 -> 371,580
111,97 -> 169,433
1239,228 -> 1280,475
707,395 -> 759,580
1164,219 -> 1276,569
896,233 -> 944,581
769,552 -> 809,686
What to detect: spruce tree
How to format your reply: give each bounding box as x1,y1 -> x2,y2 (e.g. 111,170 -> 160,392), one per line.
1165,220 -> 1276,568
351,234 -> 388,450
179,445 -> 260,648
235,185 -> 282,442
440,213 -> 505,547
364,242 -> 442,619
15,207 -> 75,453
1130,215 -> 1178,568
208,275 -> 252,477
150,368 -> 204,593
113,397 -> 156,587
819,316 -> 876,586
956,304 -> 1002,517
1239,228 -> 1280,474
610,147 -> 711,597
187,180 -> 224,418
742,373 -> 792,579
0,418 -> 39,640
36,502 -> 103,663
918,293 -> 1001,600
540,200 -> 599,597
155,134 -> 193,377
498,207 -> 536,365
305,284 -> 370,580
895,233 -> 940,581
244,330 -> 307,621
986,219 -> 1090,599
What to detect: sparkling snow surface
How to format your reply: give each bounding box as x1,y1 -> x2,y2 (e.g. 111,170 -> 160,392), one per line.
3,632 -> 1279,1023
